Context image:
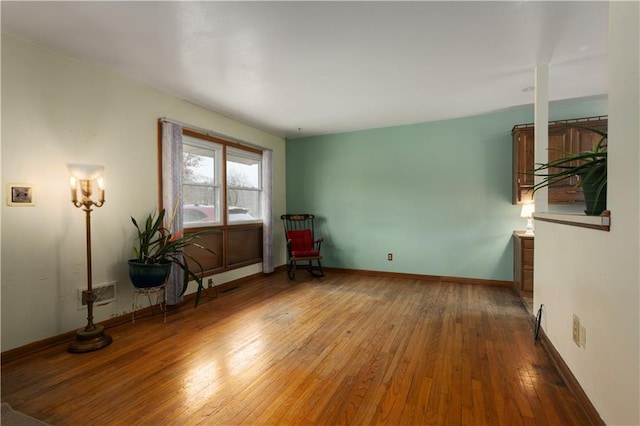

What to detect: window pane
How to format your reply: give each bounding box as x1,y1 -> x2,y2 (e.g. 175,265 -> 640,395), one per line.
183,187 -> 219,225
228,189 -> 261,222
227,149 -> 261,190
183,184 -> 217,206
184,145 -> 215,184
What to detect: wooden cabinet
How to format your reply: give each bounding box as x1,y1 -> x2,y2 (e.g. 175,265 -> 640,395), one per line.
512,126 -> 535,204
512,116 -> 607,205
513,231 -> 534,297
547,124 -> 578,203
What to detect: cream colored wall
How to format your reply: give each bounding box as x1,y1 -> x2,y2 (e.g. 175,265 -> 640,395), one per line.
1,34 -> 287,351
535,3 -> 640,424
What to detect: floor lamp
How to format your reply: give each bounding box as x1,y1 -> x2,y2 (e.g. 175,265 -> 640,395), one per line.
67,163 -> 113,353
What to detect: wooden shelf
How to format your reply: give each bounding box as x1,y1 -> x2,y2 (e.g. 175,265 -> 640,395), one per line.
533,211 -> 611,231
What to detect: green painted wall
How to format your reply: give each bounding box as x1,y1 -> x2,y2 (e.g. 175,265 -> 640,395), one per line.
286,98 -> 607,281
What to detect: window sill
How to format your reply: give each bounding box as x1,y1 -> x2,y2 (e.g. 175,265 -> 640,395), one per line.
533,211 -> 611,232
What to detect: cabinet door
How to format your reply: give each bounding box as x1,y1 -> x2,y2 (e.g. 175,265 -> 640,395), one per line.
512,117 -> 607,206
548,120 -> 607,204
547,124 -> 578,203
513,236 -> 523,292
572,120 -> 607,157
512,233 -> 534,296
512,127 -> 535,204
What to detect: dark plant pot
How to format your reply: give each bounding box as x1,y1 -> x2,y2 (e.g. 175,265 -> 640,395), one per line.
128,260 -> 172,288
581,173 -> 607,216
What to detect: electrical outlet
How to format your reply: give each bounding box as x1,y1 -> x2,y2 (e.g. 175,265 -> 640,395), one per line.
580,325 -> 587,349
572,314 -> 580,347
208,278 -> 214,288
388,253 -> 393,261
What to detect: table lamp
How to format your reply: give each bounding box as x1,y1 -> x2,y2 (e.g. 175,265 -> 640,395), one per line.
520,203 -> 535,236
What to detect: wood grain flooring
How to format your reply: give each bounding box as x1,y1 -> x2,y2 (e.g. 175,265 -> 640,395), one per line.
1,271 -> 591,425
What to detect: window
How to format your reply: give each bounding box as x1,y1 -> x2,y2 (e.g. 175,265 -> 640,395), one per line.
227,147 -> 262,223
183,136 -> 222,227
169,128 -> 265,274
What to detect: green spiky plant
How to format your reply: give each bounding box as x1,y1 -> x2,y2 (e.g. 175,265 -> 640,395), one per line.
130,207 -> 215,307
531,126 -> 607,216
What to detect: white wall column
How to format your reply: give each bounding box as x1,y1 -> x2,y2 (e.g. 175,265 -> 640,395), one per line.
534,2 -> 639,424
534,64 -> 549,213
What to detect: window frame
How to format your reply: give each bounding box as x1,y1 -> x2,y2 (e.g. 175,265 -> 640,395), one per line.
226,146 -> 263,225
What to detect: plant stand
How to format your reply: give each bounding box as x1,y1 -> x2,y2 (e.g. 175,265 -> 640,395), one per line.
131,284 -> 166,324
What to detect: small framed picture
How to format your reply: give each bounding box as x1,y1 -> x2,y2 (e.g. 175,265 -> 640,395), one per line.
7,183 -> 35,206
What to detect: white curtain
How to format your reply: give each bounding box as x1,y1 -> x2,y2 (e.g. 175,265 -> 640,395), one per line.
262,149 -> 274,273
161,121 -> 184,305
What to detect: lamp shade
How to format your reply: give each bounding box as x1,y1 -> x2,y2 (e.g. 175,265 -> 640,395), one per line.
67,163 -> 105,180
520,203 -> 535,218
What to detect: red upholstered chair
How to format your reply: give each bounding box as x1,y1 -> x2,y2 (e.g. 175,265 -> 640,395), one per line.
281,214 -> 324,279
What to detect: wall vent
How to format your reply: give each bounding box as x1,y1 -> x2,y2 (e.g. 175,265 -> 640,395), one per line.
78,281 -> 117,309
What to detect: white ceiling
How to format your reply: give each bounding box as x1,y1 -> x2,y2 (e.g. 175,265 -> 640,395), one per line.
1,1 -> 608,138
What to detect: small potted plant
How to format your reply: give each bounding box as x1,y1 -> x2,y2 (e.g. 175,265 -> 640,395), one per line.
532,127 -> 607,216
129,207 -> 214,307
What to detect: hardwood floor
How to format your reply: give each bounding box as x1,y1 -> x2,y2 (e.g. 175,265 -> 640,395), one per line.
1,271 -> 591,425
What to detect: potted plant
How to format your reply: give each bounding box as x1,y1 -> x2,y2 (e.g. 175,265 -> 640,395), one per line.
129,207 -> 214,307
532,127 -> 607,216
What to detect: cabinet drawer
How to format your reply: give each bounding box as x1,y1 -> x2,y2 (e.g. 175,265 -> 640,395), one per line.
523,269 -> 534,292
523,248 -> 534,267
513,231 -> 535,296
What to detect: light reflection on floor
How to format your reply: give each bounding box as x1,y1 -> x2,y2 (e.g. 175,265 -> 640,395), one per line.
184,360 -> 220,401
228,337 -> 265,377
183,320 -> 266,402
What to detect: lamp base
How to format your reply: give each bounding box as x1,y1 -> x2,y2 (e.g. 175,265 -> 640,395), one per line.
525,217 -> 534,236
68,324 -> 112,353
